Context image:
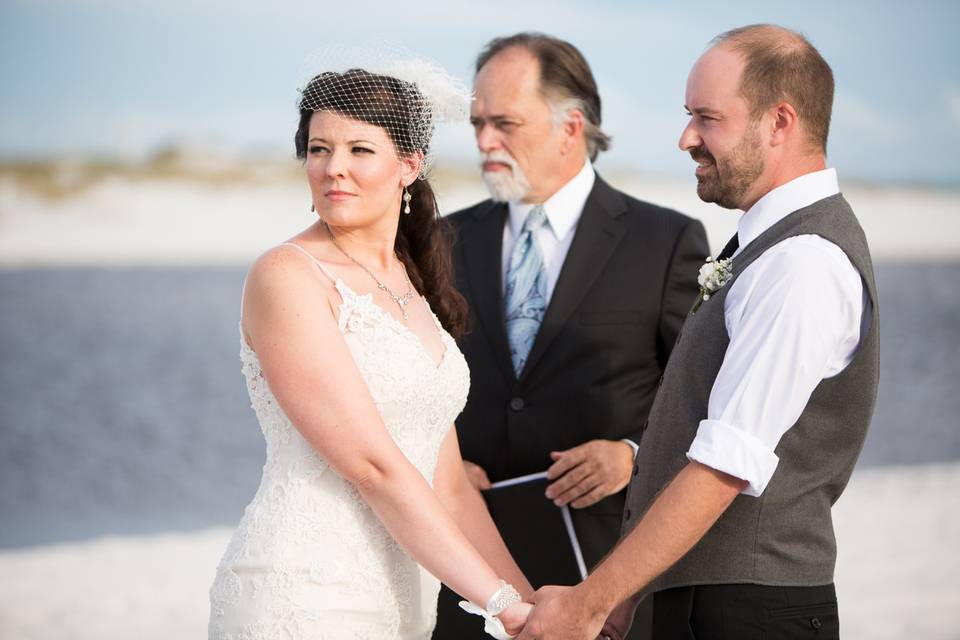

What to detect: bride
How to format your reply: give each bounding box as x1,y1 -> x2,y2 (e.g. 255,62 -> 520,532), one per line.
208,58 -> 533,639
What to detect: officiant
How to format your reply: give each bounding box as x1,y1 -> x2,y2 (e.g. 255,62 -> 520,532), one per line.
432,32 -> 707,640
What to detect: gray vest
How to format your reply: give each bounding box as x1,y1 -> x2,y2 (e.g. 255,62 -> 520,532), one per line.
622,193 -> 879,591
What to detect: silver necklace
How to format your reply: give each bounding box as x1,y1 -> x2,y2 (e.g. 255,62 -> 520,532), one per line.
325,223 -> 417,321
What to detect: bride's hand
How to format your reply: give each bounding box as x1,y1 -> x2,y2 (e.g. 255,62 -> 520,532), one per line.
497,600 -> 533,637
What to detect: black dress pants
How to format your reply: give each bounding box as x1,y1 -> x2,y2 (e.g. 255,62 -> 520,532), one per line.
651,583 -> 839,640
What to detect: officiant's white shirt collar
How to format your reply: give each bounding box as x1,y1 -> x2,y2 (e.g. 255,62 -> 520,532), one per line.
735,168 -> 839,256
507,160 -> 595,241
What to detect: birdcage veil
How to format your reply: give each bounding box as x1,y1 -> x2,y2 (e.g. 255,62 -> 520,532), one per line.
296,44 -> 471,178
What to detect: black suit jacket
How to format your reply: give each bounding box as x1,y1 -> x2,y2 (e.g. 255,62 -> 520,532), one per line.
432,176 -> 707,639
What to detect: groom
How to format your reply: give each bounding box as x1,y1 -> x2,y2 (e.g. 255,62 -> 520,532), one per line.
518,24 -> 879,640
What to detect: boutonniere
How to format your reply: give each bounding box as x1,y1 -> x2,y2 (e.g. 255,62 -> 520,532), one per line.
691,256 -> 733,314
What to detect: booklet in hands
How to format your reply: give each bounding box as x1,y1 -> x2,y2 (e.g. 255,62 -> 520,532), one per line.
481,471 -> 587,589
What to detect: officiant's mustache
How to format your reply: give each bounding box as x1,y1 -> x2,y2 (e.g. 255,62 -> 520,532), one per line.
480,149 -> 531,202
481,150 -> 521,173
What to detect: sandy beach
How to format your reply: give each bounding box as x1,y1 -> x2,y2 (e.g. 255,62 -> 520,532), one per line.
1,168 -> 958,638
0,462 -> 956,639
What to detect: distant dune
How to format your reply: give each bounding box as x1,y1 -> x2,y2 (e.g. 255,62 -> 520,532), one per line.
1,156 -> 958,266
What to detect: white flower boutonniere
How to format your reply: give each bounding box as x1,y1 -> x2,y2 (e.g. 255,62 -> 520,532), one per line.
691,256 -> 733,314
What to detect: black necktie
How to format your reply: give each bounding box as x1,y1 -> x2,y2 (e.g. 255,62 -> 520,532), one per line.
716,233 -> 739,261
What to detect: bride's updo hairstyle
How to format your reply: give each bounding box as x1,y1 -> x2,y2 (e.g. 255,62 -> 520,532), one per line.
294,68 -> 467,338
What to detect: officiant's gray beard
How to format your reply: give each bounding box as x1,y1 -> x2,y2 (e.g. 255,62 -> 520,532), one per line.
481,151 -> 532,202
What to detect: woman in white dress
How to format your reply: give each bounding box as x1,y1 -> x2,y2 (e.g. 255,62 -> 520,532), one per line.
208,61 -> 533,639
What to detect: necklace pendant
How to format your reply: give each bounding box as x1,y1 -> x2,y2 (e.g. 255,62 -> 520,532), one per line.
323,222 -> 416,323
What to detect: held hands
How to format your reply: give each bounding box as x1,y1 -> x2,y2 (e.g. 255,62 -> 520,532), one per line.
460,581 -> 532,640
466,586 -> 608,640
498,600 -> 534,637
546,440 -> 634,508
516,585 -> 607,640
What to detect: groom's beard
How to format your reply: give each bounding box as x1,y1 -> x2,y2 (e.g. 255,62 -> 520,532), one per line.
690,124 -> 764,210
481,150 -> 532,203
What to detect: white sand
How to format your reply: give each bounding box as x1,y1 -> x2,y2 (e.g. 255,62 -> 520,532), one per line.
2,168 -> 958,637
1,171 -> 958,266
832,462 -> 960,639
1,462 -> 957,639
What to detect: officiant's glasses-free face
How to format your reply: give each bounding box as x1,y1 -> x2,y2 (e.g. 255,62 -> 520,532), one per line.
470,48 -> 573,204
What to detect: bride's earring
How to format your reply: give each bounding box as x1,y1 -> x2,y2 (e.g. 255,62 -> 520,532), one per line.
310,203 -> 315,213
403,187 -> 412,215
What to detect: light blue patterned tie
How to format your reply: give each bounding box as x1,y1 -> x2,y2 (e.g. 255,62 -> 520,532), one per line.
505,205 -> 548,376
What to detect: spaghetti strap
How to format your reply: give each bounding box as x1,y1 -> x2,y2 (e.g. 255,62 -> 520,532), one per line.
280,242 -> 339,284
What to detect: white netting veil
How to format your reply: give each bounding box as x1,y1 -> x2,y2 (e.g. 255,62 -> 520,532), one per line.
295,44 -> 471,178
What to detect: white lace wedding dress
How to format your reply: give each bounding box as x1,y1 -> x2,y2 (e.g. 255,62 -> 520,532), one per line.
208,253 -> 470,640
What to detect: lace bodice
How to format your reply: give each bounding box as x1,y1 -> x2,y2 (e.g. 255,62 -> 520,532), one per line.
209,277 -> 470,640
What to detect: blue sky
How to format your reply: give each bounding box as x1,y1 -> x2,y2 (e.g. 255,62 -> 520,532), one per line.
1,0 -> 958,185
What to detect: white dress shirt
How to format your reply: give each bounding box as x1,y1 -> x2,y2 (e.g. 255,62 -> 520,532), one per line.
501,161 -> 595,301
500,162 -> 643,455
686,169 -> 872,497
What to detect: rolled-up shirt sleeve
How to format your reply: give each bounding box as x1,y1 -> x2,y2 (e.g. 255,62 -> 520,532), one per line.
685,235 -> 866,497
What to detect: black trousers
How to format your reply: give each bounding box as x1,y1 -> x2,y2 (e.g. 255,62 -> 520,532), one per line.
651,583 -> 839,640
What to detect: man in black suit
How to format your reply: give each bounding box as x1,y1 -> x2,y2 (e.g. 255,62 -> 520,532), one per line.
432,33 -> 707,640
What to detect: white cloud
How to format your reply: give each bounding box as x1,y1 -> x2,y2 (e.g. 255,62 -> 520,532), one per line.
832,92 -> 908,144
598,82 -> 691,174
947,87 -> 960,129
16,0 -> 686,47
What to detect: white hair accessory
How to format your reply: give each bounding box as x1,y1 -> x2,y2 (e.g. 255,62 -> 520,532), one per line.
296,44 -> 471,178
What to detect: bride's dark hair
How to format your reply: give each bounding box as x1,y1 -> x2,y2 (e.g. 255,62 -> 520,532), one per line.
294,69 -> 467,338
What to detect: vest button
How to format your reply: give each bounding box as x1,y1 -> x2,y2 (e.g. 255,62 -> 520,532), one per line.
810,617 -> 823,630
509,397 -> 525,412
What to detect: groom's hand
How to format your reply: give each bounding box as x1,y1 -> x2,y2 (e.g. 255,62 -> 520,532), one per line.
517,585 -> 606,640
546,440 -> 633,508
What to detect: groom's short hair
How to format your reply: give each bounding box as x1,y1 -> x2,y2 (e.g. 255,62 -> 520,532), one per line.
714,24 -> 834,153
475,32 -> 611,161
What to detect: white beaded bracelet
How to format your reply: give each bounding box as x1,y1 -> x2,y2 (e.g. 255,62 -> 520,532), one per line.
486,580 -> 522,616
458,580 -> 522,640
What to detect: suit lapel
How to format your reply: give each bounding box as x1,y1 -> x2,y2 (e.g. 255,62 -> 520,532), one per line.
461,202 -> 515,384
519,177 -> 629,382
